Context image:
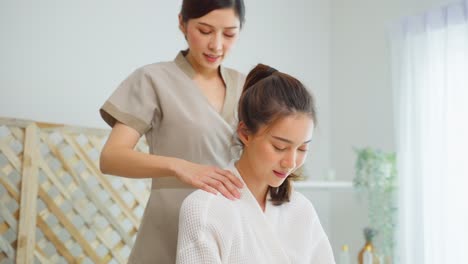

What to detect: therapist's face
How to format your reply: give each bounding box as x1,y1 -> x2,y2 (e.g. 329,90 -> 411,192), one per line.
240,113 -> 314,188
179,8 -> 240,71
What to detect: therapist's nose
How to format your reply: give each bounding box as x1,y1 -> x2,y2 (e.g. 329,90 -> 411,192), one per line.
209,33 -> 223,52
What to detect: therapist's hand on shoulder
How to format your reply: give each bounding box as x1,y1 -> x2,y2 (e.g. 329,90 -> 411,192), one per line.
173,160 -> 243,200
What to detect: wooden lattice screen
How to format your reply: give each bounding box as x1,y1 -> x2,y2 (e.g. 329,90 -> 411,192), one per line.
0,117 -> 151,264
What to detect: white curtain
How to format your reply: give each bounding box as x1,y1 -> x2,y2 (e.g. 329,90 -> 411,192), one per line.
390,1 -> 468,263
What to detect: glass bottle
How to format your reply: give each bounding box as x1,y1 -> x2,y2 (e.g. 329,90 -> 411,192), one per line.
363,245 -> 373,264
339,244 -> 350,264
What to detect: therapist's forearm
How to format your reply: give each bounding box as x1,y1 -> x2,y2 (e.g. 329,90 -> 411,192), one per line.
100,147 -> 179,179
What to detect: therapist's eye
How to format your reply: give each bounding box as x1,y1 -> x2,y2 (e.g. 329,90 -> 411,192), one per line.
199,29 -> 212,35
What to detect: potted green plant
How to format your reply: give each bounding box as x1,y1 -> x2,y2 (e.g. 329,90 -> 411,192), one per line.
353,148 -> 397,263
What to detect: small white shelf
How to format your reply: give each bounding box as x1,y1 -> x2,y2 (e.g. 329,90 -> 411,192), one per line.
292,181 -> 353,190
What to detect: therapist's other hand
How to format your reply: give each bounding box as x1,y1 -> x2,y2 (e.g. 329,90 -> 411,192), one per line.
174,160 -> 243,200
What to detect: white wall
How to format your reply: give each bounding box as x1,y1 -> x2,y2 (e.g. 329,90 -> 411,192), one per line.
329,0 -> 454,262
0,0 -> 331,181
2,0 -> 459,262
0,0 -> 184,128
0,0 -> 334,248
229,0 -> 331,182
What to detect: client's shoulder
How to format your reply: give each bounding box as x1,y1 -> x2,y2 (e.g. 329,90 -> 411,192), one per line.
180,189 -> 237,221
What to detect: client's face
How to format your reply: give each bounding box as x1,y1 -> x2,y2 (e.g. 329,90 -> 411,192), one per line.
244,113 -> 314,188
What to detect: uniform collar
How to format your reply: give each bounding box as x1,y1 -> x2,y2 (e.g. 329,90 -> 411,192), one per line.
174,50 -> 229,83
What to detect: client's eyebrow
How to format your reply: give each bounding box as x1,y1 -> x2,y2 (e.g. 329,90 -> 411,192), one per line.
271,136 -> 312,144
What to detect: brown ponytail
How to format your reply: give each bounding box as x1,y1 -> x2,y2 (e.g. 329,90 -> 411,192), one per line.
242,64 -> 277,93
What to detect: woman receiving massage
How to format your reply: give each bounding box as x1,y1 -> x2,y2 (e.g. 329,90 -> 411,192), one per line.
176,64 -> 336,264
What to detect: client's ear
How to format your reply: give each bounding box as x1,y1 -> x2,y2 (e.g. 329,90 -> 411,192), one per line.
237,122 -> 251,146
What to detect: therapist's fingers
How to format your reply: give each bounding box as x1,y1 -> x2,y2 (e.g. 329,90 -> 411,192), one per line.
204,177 -> 236,201
210,171 -> 242,199
197,183 -> 218,196
172,160 -> 241,199
215,168 -> 244,189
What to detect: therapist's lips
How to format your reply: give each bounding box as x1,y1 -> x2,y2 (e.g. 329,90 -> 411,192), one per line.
204,53 -> 221,63
273,170 -> 288,179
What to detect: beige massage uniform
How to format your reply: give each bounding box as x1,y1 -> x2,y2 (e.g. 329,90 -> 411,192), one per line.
100,51 -> 245,263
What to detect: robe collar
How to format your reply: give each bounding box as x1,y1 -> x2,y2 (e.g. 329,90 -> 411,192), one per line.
227,160 -> 291,263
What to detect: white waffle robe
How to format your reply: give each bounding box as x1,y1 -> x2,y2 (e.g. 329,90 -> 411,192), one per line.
176,161 -> 336,264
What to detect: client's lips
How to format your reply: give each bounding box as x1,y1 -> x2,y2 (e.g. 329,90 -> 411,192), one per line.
273,170 -> 288,179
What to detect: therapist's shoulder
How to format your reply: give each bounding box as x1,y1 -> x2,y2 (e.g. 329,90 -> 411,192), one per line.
135,59 -> 178,77
223,66 -> 245,77
222,66 -> 246,85
118,60 -> 174,87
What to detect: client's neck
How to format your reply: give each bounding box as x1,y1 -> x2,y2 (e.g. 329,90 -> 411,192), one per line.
235,157 -> 269,211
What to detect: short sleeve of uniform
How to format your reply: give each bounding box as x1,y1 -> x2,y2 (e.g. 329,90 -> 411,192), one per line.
100,67 -> 160,135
